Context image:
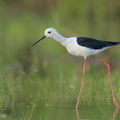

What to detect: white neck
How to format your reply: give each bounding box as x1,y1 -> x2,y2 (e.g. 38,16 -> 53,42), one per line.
52,33 -> 67,46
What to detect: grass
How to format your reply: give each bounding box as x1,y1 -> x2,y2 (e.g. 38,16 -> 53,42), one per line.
0,0 -> 120,119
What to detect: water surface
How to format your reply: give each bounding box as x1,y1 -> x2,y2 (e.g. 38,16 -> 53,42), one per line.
2,102 -> 120,120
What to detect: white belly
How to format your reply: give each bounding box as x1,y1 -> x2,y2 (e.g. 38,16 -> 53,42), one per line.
65,39 -> 108,58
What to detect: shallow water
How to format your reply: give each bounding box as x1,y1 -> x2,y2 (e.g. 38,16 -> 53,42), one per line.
2,102 -> 120,120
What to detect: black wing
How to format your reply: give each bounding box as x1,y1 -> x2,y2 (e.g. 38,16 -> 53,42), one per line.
77,37 -> 120,49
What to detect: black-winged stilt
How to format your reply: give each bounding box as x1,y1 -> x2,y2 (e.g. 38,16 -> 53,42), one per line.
32,28 -> 120,109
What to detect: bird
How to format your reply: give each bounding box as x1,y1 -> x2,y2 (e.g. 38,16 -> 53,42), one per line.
32,27 -> 120,109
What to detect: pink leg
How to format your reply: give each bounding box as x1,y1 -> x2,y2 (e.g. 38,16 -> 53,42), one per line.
76,57 -> 87,110
92,56 -> 119,107
112,108 -> 119,120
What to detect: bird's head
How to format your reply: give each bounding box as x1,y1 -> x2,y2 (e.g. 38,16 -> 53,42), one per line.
44,28 -> 57,38
32,28 -> 57,46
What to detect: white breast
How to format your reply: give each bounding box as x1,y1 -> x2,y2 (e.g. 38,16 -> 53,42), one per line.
64,37 -> 108,58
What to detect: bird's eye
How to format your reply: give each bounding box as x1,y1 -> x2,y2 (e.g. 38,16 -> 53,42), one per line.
48,31 -> 51,34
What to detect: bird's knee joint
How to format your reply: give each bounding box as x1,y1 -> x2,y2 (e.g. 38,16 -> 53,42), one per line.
81,83 -> 84,88
113,98 -> 116,102
106,63 -> 110,69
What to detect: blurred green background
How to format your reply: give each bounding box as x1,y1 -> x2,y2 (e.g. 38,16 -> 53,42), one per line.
0,0 -> 120,119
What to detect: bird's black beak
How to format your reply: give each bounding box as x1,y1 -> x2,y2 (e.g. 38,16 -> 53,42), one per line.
32,36 -> 46,46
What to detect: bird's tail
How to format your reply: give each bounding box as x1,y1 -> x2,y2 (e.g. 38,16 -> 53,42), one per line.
107,41 -> 120,46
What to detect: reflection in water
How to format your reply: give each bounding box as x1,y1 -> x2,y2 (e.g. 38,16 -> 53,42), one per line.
6,103 -> 120,119
76,109 -> 80,120
76,108 -> 119,120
